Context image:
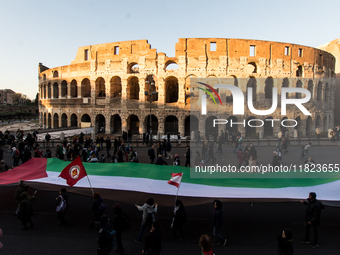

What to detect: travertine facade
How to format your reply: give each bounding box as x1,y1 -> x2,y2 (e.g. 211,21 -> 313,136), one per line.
38,38 -> 336,138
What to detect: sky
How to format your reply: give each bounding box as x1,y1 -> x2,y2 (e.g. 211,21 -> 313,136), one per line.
0,0 -> 339,100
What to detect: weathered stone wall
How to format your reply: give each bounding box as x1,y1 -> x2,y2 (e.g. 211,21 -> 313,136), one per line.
38,38 -> 336,138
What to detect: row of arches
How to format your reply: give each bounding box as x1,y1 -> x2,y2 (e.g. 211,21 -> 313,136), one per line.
40,76 -> 180,103
41,111 -> 328,138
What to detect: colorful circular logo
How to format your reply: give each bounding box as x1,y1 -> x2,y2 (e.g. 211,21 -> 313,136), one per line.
69,165 -> 80,179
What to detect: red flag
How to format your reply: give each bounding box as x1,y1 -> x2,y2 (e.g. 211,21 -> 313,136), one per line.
59,156 -> 87,187
167,173 -> 183,188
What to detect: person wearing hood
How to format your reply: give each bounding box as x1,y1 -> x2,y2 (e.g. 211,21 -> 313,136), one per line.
97,215 -> 115,255
277,229 -> 293,255
135,198 -> 158,243
300,192 -> 324,248
17,191 -> 36,230
14,180 -> 28,215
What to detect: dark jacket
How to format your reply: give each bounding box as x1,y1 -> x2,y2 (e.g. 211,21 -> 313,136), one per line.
277,235 -> 293,255
213,208 -> 223,227
304,199 -> 324,225
144,231 -> 162,255
97,222 -> 114,250
148,148 -> 155,159
173,204 -> 187,226
155,157 -> 168,165
17,192 -> 36,221
14,184 -> 28,203
272,155 -> 280,167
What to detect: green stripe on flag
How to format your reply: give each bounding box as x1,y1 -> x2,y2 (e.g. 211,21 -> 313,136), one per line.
47,158 -> 340,189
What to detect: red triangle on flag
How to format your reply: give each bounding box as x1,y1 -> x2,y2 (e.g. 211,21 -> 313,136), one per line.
59,156 -> 87,187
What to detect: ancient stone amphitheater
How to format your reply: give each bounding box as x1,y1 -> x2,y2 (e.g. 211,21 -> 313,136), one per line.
38,38 -> 336,138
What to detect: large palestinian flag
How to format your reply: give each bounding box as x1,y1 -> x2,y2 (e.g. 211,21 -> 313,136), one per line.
1,158 -> 340,206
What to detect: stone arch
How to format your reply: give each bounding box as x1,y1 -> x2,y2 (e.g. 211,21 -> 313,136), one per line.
316,81 -> 322,102
95,114 -> 105,133
295,80 -> 303,99
128,76 -> 139,100
165,115 -> 178,134
165,76 -> 179,103
47,83 -> 51,99
185,115 -> 198,136
226,116 -> 238,134
128,115 -> 140,134
324,83 -> 330,102
53,70 -> 59,78
96,77 -> 106,97
81,78 -> 91,97
53,82 -> 59,98
127,62 -> 139,74
70,114 -> 78,127
53,113 -> 59,128
246,77 -> 257,102
282,78 -> 289,88
61,81 -> 67,97
205,116 -> 218,137
145,115 -> 158,135
185,74 -> 197,101
61,113 -> 67,128
110,76 -> 122,98
246,116 -> 257,137
295,116 -> 303,137
306,116 -> 313,137
70,80 -> 77,98
264,117 -> 273,137
48,113 -> 51,128
315,115 -> 322,130
296,65 -> 303,77
111,114 -> 122,134
165,60 -> 179,70
246,62 -> 257,74
280,117 -> 288,133
145,75 -> 157,102
43,112 -> 46,126
225,76 -> 238,103
307,80 -> 314,99
265,77 -> 274,99
323,116 -> 328,132
81,114 -> 91,123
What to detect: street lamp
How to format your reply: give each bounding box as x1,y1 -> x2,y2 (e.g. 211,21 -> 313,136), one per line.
145,75 -> 157,145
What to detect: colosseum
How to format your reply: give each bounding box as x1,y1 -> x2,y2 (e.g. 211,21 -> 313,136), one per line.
38,38 -> 336,138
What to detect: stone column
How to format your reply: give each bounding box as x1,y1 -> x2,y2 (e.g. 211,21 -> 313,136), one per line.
58,83 -> 62,99
67,114 -> 71,127
59,113 -> 63,128
121,78 -> 128,102
157,79 -> 165,104
105,113 -> 111,134
139,117 -> 145,134
158,117 -> 165,135
199,117 -> 205,138
178,78 -> 186,105
90,79 -> 96,107
178,116 -> 185,136
77,82 -> 82,98
121,116 -> 128,133
67,82 -> 71,99
139,78 -> 146,102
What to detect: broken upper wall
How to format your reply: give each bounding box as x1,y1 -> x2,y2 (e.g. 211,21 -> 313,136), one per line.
175,38 -> 335,78
71,39 -> 157,70
318,38 -> 340,73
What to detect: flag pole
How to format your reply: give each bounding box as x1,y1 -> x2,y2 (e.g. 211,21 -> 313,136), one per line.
171,172 -> 183,228
86,175 -> 94,195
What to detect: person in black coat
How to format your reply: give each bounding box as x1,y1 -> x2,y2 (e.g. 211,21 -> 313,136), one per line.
97,215 -> 114,255
155,155 -> 168,165
212,200 -> 227,247
56,188 -> 68,225
148,145 -> 156,164
277,229 -> 293,255
185,146 -> 191,167
300,192 -> 324,248
90,192 -> 104,229
172,200 -> 187,241
142,221 -> 162,255
112,203 -> 129,255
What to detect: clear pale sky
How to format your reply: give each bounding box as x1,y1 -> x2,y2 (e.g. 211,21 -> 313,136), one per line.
0,0 -> 339,100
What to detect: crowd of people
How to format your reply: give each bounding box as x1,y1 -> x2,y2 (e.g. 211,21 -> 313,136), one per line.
11,180 -> 325,254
